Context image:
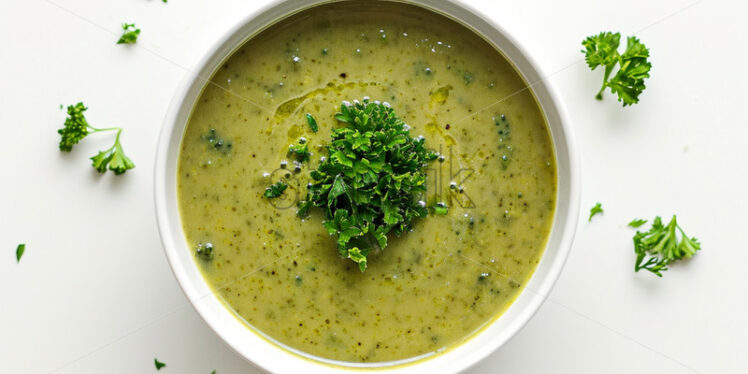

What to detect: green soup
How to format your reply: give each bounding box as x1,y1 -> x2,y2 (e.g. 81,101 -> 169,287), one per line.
177,1 -> 556,364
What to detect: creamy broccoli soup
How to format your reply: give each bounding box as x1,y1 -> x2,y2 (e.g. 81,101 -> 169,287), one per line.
177,1 -> 556,364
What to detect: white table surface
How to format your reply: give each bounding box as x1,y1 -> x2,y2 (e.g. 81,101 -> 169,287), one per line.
2,0 -> 746,373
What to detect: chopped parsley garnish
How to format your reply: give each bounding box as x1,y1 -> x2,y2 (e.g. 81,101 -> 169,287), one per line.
58,102 -> 135,175
633,215 -> 701,277
306,113 -> 318,132
628,218 -> 647,228
195,242 -> 214,260
432,202 -> 448,215
154,358 -> 166,370
494,114 -> 512,169
588,202 -> 603,221
16,244 -> 25,262
117,23 -> 141,44
298,98 -> 437,271
581,31 -> 651,106
264,181 -> 288,198
460,69 -> 475,85
288,138 -> 310,162
201,128 -> 232,154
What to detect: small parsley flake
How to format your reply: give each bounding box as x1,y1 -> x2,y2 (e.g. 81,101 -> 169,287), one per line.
432,202 -> 448,215
16,244 -> 25,262
264,181 -> 288,198
588,202 -> 603,221
195,242 -> 214,261
306,113 -> 318,133
288,139 -> 310,162
117,23 -> 141,44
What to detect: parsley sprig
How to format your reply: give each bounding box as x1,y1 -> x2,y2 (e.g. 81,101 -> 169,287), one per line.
633,215 -> 701,277
582,31 -> 651,106
58,102 -> 135,175
298,99 -> 437,271
117,23 -> 140,44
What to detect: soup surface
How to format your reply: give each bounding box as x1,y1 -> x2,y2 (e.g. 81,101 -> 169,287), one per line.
178,1 -> 556,364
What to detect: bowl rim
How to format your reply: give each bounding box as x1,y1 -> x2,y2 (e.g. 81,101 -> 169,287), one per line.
154,0 -> 580,372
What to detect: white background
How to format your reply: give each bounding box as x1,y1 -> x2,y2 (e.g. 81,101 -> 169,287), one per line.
1,0 -> 746,373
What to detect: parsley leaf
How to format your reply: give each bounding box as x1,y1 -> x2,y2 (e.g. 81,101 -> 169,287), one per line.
154,358 -> 166,370
581,32 -> 651,106
90,136 -> 136,175
432,202 -> 448,215
117,23 -> 140,44
264,181 -> 288,198
58,102 -> 135,175
588,202 -> 603,221
288,138 -> 310,162
633,215 -> 701,277
298,98 -> 437,271
628,218 -> 647,228
306,113 -> 318,132
16,244 -> 25,262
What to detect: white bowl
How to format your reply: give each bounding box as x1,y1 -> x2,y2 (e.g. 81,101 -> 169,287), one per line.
155,0 -> 580,372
